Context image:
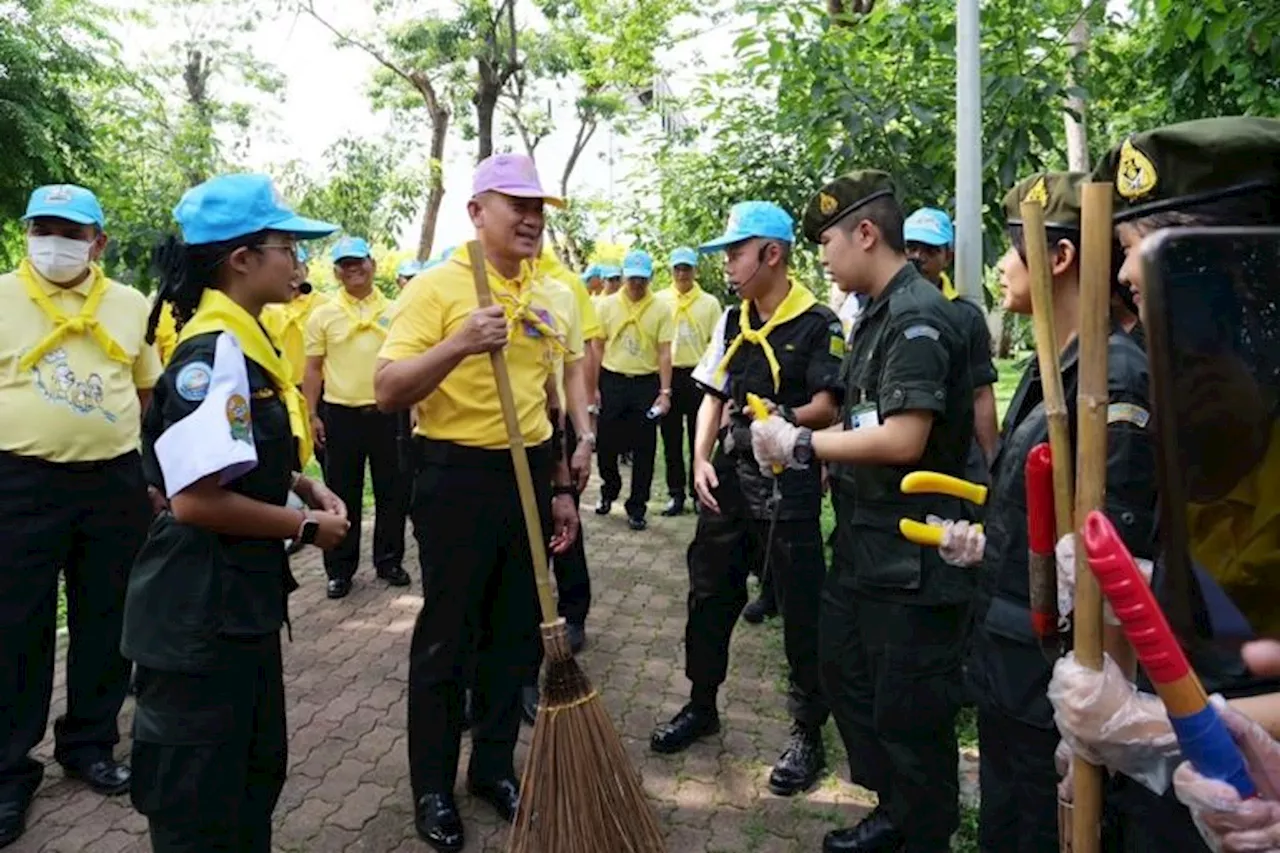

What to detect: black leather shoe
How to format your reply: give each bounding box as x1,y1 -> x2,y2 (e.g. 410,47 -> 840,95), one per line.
327,578 -> 351,599
650,703 -> 720,754
0,800 -> 26,850
521,684 -> 539,726
415,792 -> 464,851
62,757 -> 131,796
822,806 -> 905,852
660,498 -> 684,517
628,514 -> 647,531
595,499 -> 612,516
566,622 -> 586,655
741,595 -> 777,624
768,722 -> 826,796
466,776 -> 520,823
377,566 -> 412,587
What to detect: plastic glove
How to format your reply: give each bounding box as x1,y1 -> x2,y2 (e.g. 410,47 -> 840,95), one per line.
925,514 -> 985,567
750,416 -> 804,473
1055,739 -> 1075,804
1174,699 -> 1280,852
1048,652 -> 1183,794
1055,533 -> 1154,626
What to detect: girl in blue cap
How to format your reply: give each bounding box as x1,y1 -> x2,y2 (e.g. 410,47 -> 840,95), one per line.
123,173 -> 350,852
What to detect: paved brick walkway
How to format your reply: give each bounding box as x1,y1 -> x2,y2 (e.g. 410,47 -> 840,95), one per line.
15,472 -> 915,853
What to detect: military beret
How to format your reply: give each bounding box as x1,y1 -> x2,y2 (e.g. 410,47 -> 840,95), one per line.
1092,116 -> 1280,222
802,170 -> 897,243
1002,172 -> 1087,230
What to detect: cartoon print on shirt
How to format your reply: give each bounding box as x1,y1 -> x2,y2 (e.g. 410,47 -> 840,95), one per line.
31,348 -> 117,422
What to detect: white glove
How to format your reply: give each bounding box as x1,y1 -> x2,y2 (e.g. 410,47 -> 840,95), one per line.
1048,652 -> 1183,794
1173,699 -> 1280,853
926,514 -> 985,567
750,416 -> 804,473
1055,533 -> 1154,626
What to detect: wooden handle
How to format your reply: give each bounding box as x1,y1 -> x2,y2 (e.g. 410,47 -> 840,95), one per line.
467,241 -> 558,624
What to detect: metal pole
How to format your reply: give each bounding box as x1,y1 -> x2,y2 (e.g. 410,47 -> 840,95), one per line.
955,0 -> 983,302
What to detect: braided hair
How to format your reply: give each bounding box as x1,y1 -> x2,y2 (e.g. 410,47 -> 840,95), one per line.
146,230 -> 271,344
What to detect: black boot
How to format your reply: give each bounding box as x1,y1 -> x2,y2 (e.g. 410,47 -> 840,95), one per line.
767,722 -> 825,796
822,805 -> 905,852
649,703 -> 720,754
660,497 -> 684,517
741,594 -> 777,624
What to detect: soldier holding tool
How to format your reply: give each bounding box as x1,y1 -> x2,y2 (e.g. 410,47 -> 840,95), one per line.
649,202 -> 843,799
752,172 -> 973,852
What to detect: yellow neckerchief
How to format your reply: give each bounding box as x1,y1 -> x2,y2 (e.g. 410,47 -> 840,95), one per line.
671,284 -> 711,339
488,262 -> 567,352
17,260 -> 131,371
614,287 -> 657,347
178,288 -> 313,468
714,281 -> 818,392
940,271 -> 959,301
279,290 -> 319,337
334,288 -> 389,341
1187,421 -> 1280,602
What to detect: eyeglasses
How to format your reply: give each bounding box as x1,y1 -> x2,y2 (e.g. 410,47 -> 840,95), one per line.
258,242 -> 299,260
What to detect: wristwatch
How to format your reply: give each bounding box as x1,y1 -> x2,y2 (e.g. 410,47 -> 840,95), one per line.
552,484 -> 577,498
793,427 -> 815,466
298,513 -> 320,546
579,431 -> 597,448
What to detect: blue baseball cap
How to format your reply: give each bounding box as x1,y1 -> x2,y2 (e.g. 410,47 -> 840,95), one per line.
331,236 -> 372,262
903,207 -> 955,247
173,174 -> 336,245
296,245 -> 310,264
622,250 -> 654,279
580,263 -> 600,282
670,247 -> 698,267
599,264 -> 622,279
397,259 -> 423,278
24,184 -> 106,228
699,201 -> 794,253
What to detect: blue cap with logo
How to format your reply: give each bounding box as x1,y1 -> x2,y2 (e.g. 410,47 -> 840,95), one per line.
670,247 -> 698,267
24,184 -> 106,228
580,263 -> 600,282
699,201 -> 794,253
622,250 -> 654,279
173,174 -> 336,245
903,207 -> 955,247
397,259 -> 423,278
599,264 -> 622,279
331,236 -> 372,262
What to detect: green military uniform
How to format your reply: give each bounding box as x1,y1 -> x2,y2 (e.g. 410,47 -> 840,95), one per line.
802,172 -> 975,852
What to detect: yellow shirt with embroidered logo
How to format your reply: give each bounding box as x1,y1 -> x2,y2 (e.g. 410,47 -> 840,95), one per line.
305,289 -> 390,407
379,254 -> 571,449
263,290 -> 329,386
0,265 -> 162,462
657,285 -> 721,368
597,289 -> 675,376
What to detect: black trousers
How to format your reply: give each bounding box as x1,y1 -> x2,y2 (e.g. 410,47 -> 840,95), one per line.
131,634 -> 286,853
407,442 -> 547,796
555,421 -> 591,626
976,703 -> 1061,853
659,366 -> 701,503
820,583 -> 965,852
322,403 -> 410,581
0,451 -> 147,805
597,369 -> 659,518
685,502 -> 828,726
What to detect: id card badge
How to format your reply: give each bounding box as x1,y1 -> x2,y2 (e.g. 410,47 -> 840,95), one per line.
848,402 -> 883,431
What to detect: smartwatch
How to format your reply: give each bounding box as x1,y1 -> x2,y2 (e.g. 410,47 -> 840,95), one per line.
298,513 -> 320,546
793,427 -> 815,467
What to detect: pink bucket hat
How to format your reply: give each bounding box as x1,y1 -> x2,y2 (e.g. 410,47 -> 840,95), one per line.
472,153 -> 565,208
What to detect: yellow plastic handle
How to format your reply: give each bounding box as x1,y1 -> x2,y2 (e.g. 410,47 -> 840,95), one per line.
744,393 -> 784,475
899,518 -> 983,547
900,471 -> 989,507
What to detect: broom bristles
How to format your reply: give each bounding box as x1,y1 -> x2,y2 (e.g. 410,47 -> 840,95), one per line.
508,622 -> 665,853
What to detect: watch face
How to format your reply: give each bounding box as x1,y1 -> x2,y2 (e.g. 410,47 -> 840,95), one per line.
301,520 -> 319,545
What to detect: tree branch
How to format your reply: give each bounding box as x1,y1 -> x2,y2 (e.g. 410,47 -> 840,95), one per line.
298,1 -> 418,92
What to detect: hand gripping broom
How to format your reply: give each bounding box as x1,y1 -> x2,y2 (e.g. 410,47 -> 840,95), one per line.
466,242 -> 666,853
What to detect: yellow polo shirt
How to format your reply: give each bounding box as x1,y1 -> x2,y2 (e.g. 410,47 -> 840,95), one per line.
597,289 -> 674,376
305,289 -> 390,407
379,254 -> 572,449
536,254 -> 602,342
263,290 -> 328,386
0,265 -> 162,462
657,285 -> 721,368
153,299 -> 178,365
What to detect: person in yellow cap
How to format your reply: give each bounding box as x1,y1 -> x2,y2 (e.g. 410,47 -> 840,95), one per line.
304,236 -> 412,599
375,153 -> 590,850
655,246 -> 721,517
0,184 -> 161,848
119,173 -> 350,853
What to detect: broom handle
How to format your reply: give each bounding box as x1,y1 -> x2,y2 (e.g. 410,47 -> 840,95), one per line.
467,241 -> 559,624
1069,183 -> 1115,853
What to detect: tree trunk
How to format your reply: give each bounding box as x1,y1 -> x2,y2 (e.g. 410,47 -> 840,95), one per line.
1064,8 -> 1090,172
417,109 -> 449,261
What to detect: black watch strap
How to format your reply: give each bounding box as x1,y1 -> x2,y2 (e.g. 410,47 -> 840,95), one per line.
299,516 -> 320,546
793,428 -> 815,466
551,484 -> 577,497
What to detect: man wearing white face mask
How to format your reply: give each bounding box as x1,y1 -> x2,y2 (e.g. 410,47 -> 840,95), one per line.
0,184 -> 161,849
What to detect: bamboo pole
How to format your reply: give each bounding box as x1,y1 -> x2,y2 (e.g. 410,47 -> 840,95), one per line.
1070,182 -> 1114,853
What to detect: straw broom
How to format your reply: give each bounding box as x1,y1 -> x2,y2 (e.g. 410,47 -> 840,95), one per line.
464,242 -> 666,853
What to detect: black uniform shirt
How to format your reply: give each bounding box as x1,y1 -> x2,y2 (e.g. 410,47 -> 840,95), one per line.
830,262 -> 975,605
693,292 -> 845,520
951,295 -> 999,490
123,331 -> 298,673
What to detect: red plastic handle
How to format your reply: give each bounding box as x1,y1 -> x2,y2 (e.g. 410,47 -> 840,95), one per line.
1082,510 -> 1191,685
1025,443 -> 1056,556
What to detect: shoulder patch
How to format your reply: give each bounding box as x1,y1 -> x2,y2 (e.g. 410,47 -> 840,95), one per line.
1107,402 -> 1150,429
174,361 -> 213,402
828,324 -> 846,358
903,324 -> 941,342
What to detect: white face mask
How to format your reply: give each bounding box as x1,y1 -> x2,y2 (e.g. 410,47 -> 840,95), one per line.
27,235 -> 94,284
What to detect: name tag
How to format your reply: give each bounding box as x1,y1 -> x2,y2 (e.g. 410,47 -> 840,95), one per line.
848,402 -> 883,431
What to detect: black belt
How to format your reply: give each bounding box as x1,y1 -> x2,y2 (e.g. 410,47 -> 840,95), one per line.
413,437 -> 553,471
326,402 -> 381,414
0,448 -> 139,474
